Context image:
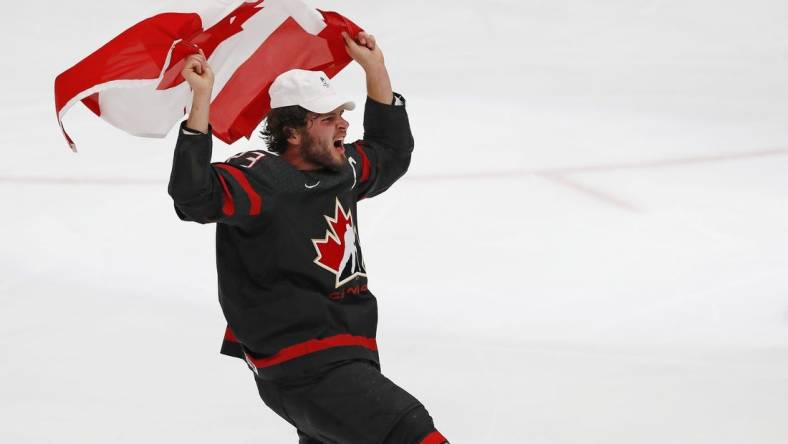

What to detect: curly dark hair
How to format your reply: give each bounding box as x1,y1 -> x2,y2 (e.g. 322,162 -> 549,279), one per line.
260,105 -> 312,154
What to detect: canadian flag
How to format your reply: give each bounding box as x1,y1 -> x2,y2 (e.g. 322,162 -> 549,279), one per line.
54,0 -> 362,151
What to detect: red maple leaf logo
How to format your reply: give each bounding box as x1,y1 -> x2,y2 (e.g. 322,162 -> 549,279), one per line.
158,1 -> 266,90
312,198 -> 366,287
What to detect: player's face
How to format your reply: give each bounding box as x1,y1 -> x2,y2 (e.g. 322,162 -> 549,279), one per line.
301,107 -> 349,171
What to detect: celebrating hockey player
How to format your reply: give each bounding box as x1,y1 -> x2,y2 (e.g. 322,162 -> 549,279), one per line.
168,31 -> 449,444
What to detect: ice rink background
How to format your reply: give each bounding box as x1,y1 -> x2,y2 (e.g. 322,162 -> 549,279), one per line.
2,0 -> 788,442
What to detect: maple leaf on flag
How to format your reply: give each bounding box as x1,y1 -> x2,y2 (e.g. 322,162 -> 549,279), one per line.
54,0 -> 362,151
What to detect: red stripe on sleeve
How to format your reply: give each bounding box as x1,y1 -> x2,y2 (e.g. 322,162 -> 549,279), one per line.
245,334 -> 377,369
216,172 -> 235,216
420,430 -> 448,444
354,142 -> 370,183
215,164 -> 262,215
224,326 -> 238,343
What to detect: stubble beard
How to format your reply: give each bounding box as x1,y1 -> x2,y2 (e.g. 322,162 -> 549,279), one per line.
302,132 -> 345,172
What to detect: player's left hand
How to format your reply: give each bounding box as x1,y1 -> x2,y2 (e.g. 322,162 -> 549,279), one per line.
342,31 -> 385,69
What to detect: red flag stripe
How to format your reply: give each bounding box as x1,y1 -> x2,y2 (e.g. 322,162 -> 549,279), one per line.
54,13 -> 202,113
54,12 -> 204,150
214,164 -> 262,215
210,16 -> 333,143
244,334 -> 377,368
157,1 -> 266,91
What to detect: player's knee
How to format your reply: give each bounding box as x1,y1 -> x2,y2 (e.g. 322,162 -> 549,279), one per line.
383,405 -> 449,444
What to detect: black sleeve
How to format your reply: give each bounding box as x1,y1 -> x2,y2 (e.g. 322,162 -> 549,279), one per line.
349,93 -> 414,199
167,122 -> 265,225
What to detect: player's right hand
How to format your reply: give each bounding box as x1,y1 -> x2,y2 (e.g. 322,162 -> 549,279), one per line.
182,49 -> 214,96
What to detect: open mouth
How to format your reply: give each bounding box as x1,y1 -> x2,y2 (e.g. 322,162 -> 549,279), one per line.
333,138 -> 345,153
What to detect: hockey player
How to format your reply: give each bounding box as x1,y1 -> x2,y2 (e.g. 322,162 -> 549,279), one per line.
168,31 -> 449,444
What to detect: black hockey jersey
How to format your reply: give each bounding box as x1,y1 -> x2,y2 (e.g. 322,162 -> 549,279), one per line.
168,95 -> 413,380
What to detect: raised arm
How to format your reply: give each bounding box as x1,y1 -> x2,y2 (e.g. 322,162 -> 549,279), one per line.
168,51 -> 265,224
342,32 -> 414,199
342,31 -> 393,105
183,49 -> 213,133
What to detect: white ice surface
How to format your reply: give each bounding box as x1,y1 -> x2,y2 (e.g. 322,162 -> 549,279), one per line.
2,0 -> 788,442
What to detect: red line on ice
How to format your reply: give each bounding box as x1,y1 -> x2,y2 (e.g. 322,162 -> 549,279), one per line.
1,147 -> 786,186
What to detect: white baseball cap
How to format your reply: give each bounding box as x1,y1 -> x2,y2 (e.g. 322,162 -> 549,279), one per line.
269,69 -> 355,113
